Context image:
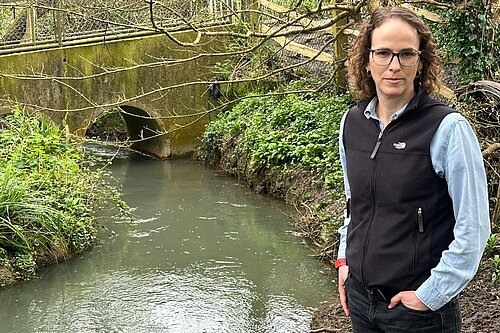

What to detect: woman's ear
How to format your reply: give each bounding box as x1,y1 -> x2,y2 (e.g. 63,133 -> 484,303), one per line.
365,62 -> 371,74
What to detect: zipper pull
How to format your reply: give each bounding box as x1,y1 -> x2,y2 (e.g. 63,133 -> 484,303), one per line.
417,207 -> 424,233
370,131 -> 383,159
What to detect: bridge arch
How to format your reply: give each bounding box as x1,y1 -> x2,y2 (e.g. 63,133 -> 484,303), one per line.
118,104 -> 169,158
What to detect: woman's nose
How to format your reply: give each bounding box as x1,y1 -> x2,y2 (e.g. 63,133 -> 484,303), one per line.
388,55 -> 402,70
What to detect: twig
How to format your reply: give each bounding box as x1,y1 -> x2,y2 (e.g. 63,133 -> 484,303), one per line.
310,327 -> 344,333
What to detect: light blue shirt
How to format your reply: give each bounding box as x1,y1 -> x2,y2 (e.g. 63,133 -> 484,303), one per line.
337,97 -> 491,311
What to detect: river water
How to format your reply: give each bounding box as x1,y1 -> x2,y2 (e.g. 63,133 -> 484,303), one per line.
0,147 -> 336,333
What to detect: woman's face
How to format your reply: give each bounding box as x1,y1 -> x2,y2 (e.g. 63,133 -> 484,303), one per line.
366,18 -> 423,103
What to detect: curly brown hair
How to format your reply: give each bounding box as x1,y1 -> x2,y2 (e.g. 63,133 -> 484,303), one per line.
348,6 -> 442,100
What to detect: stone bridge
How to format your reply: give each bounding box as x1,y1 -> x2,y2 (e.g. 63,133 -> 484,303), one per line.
0,1 -> 238,158
0,29 -> 229,158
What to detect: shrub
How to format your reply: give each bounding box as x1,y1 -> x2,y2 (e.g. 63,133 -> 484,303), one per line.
0,109 -> 126,285
201,89 -> 351,194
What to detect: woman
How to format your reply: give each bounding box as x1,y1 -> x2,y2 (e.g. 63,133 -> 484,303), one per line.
335,6 -> 490,332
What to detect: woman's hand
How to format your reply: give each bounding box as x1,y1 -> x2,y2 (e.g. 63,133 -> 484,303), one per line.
388,291 -> 430,311
338,265 -> 350,317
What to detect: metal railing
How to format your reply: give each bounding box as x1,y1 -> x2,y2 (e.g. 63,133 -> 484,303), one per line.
0,0 -> 238,51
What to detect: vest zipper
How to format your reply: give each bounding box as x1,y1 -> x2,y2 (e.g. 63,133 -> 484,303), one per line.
411,207 -> 424,270
371,118 -> 399,160
361,143 -> 380,284
361,121 -> 387,283
417,207 -> 424,233
370,131 -> 384,159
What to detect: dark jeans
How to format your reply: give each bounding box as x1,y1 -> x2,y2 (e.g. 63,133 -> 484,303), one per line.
346,274 -> 461,332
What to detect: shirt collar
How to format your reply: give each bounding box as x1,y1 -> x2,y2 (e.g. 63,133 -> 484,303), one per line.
363,96 -> 410,123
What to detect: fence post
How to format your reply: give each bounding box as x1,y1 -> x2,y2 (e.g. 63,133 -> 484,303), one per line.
54,0 -> 63,46
27,6 -> 37,43
232,0 -> 242,24
208,0 -> 214,15
249,0 -> 261,32
331,0 -> 348,86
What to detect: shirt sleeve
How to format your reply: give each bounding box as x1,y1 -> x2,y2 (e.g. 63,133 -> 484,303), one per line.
416,113 -> 491,311
337,112 -> 350,260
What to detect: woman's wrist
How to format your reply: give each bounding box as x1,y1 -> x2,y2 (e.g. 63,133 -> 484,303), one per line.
335,258 -> 347,269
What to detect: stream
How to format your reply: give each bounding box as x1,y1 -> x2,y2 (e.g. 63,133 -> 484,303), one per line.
0,146 -> 336,333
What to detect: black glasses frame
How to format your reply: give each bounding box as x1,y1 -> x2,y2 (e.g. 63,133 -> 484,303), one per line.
369,48 -> 422,67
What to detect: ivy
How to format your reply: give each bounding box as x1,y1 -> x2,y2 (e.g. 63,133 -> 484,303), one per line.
430,0 -> 499,83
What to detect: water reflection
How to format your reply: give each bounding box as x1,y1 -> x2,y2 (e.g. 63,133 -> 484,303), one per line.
0,145 -> 335,332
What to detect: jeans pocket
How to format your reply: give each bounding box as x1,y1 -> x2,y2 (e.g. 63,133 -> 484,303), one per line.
400,302 -> 433,314
391,303 -> 443,331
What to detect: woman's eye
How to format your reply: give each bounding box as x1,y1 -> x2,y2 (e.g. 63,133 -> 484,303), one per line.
375,50 -> 391,57
400,51 -> 416,58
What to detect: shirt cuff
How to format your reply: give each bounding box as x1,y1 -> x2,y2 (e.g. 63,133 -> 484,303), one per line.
415,280 -> 450,311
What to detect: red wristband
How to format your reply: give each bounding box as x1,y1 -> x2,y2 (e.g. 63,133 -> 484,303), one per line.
334,258 -> 347,269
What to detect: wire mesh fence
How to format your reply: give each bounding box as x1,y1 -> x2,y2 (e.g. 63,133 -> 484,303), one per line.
0,0 -> 238,50
256,0 -> 346,84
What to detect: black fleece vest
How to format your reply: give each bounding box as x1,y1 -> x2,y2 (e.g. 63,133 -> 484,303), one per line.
344,89 -> 456,291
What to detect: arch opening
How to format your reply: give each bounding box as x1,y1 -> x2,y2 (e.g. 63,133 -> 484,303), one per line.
86,108 -> 128,142
119,105 -> 170,159
85,105 -> 169,159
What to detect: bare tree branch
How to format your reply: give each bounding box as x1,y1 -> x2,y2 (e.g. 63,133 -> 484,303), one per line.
483,143 -> 500,159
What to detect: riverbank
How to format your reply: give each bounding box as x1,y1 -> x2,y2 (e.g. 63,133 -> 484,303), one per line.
198,86 -> 351,252
0,110 -> 126,288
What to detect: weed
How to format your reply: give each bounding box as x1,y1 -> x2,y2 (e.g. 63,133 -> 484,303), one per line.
485,233 -> 500,256
200,83 -> 352,245
491,255 -> 500,284
430,0 -> 499,83
12,252 -> 36,281
0,247 -> 9,267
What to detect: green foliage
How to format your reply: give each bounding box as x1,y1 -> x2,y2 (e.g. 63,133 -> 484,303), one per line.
430,0 -> 499,83
87,108 -> 126,140
12,253 -> 36,281
485,233 -> 500,256
491,254 -> 500,284
0,247 -> 9,267
0,109 -> 126,284
201,83 -> 352,194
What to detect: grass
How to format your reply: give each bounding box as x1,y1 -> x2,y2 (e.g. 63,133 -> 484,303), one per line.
0,109 -> 126,285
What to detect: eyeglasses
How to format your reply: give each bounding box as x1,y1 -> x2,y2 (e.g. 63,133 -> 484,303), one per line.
369,48 -> 421,67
